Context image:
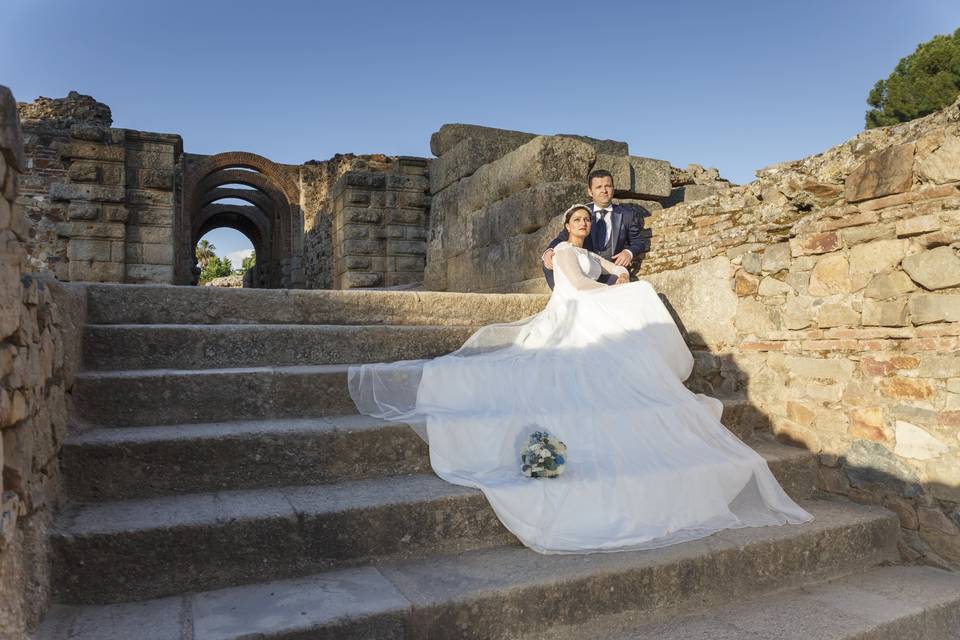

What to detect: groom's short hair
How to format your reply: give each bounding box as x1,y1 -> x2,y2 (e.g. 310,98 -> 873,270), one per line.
587,169 -> 614,188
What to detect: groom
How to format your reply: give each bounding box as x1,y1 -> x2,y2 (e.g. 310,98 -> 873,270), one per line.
541,169 -> 645,289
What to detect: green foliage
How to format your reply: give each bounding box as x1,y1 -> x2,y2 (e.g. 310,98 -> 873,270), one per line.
195,239 -> 216,268
866,27 -> 960,129
199,255 -> 233,283
239,252 -> 256,274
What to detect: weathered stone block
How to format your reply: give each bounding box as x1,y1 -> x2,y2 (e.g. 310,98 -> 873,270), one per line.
842,439 -> 923,496
126,189 -> 172,207
861,298 -> 910,327
59,221 -> 125,239
343,238 -> 383,255
138,169 -> 174,190
644,257 -> 738,348
430,124 -> 536,158
761,243 -> 791,272
757,276 -> 794,297
817,303 -> 860,328
67,202 -> 100,221
62,142 -> 124,163
68,259 -> 124,282
848,238 -> 908,291
902,246 -> 960,290
808,253 -> 851,296
126,226 -> 171,245
916,134 -> 960,184
895,421 -> 949,460
783,296 -> 814,330
735,296 -> 777,334
909,293 -> 960,324
625,156 -> 672,198
896,214 -> 941,237
784,355 -> 854,380
343,207 -> 383,224
342,271 -> 382,288
125,263 -> 173,283
879,377 -> 934,400
430,135 -> 535,194
844,143 -> 915,203
388,240 -> 427,256
68,161 -> 101,183
50,182 -> 124,203
396,255 -> 426,272
864,271 -> 916,299
104,205 -> 129,223
66,238 -> 111,261
458,136 -> 596,214
142,243 -> 174,264
790,232 -> 841,257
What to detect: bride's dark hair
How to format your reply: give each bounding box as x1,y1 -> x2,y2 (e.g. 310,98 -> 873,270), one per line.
563,204 -> 591,225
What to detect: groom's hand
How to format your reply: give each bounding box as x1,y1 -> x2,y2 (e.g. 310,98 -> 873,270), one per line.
611,250 -> 632,267
542,248 -> 555,270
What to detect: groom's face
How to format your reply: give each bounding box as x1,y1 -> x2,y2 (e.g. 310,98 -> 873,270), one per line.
588,176 -> 615,208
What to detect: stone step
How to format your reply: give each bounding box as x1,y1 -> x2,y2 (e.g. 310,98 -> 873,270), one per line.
52,474 -> 515,606
63,417 -> 815,503
73,364 -> 357,427
38,501 -> 899,639
81,323 -> 476,370
80,283 -> 548,326
62,415 -> 431,501
519,565 -> 960,640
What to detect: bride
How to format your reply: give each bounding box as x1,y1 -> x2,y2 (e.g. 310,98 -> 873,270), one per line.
349,204 -> 812,554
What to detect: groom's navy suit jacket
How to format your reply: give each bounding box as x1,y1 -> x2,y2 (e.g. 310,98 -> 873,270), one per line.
542,203 -> 645,290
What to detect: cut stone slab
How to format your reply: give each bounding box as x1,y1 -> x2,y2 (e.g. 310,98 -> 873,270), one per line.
191,567 -> 410,640
82,323 -> 477,370
80,283 -> 549,326
73,364 -> 359,427
62,415 -> 431,501
52,474 -> 512,604
430,123 -> 536,158
523,565 -> 960,640
379,501 -> 896,640
844,143 -> 915,203
902,245 -> 960,290
32,597 -> 185,640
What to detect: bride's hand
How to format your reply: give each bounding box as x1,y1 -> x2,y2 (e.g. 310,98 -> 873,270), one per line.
616,273 -> 629,285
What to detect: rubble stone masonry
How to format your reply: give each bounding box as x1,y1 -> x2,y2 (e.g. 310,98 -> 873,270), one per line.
644,97 -> 960,568
0,87 -> 83,638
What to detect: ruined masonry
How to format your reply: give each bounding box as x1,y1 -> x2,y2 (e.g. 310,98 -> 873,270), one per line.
2,84 -> 960,639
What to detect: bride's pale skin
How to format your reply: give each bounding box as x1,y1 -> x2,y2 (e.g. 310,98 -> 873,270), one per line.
565,209 -> 629,285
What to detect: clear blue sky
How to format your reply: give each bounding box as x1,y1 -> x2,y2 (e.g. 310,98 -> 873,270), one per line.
4,0 -> 960,258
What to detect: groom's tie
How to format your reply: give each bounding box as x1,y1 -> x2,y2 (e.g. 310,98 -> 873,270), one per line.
593,210 -> 608,250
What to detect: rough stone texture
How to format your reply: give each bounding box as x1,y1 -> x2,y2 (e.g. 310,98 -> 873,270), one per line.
631,96 -> 960,567
844,143 -> 915,203
0,86 -> 84,640
902,246 -> 960,290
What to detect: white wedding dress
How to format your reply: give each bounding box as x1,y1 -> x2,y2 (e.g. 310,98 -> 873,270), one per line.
349,242 -> 812,553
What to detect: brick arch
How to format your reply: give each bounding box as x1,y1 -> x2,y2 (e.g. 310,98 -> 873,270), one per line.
193,205 -> 273,288
199,188 -> 277,214
181,153 -> 304,288
185,151 -> 299,208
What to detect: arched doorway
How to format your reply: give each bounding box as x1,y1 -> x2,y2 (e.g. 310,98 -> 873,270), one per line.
180,152 -> 303,287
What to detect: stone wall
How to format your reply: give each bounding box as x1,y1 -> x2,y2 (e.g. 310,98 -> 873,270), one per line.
424,124 -> 672,293
300,153 -> 395,289
17,93 -> 182,285
644,97 -> 960,568
1,87 -> 84,638
329,157 -> 430,289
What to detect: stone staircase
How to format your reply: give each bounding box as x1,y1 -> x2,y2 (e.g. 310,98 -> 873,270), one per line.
34,285 -> 960,639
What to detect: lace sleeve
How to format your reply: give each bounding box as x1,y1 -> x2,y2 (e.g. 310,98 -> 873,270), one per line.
594,253 -> 629,278
554,244 -> 606,291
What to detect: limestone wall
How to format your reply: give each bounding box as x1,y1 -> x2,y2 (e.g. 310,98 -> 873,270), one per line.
424,124 -> 672,293
644,97 -> 960,567
0,87 -> 85,638
17,93 -> 182,285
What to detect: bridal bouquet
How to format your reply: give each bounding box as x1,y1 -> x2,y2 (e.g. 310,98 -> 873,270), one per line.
521,431 -> 567,478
